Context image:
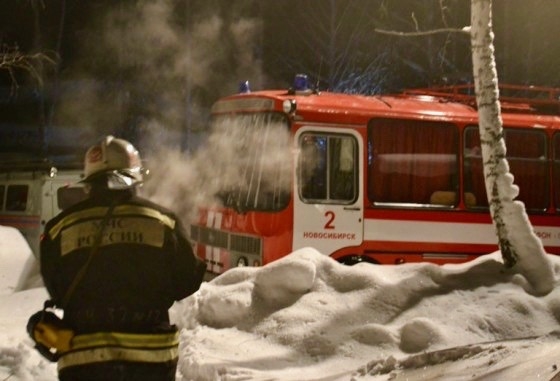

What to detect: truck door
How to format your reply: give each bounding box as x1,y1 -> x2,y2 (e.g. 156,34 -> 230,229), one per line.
293,127 -> 364,255
42,173 -> 86,224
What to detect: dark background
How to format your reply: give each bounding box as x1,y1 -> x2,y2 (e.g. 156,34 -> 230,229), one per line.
1,0 -> 559,161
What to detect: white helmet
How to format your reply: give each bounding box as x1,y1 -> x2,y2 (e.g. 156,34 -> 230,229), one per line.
83,135 -> 143,189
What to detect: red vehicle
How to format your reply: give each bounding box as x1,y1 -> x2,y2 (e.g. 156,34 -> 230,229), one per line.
190,76 -> 560,274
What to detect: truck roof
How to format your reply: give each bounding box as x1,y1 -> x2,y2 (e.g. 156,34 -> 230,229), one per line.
212,84 -> 560,128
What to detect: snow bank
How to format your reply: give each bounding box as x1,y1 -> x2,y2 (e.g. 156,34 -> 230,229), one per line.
0,226 -> 37,294
0,226 -> 56,380
173,247 -> 560,380
2,224 -> 560,381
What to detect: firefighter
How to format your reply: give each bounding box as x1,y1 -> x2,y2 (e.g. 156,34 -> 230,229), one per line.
36,136 -> 206,381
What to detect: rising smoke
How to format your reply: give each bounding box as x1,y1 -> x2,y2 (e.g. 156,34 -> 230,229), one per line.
143,117 -> 293,224
63,0 -> 289,225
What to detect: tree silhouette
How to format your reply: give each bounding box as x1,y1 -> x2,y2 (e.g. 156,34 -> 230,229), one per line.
0,44 -> 55,90
263,0 -> 471,93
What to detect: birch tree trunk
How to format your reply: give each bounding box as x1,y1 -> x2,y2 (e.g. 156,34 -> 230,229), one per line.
470,0 -> 554,295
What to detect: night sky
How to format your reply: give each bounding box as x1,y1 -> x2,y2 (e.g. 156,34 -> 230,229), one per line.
1,0 -> 559,154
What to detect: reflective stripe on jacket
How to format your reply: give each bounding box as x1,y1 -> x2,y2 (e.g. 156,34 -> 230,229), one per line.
47,205 -> 176,240
57,331 -> 180,371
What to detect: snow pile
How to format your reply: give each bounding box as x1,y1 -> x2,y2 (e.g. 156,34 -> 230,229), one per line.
0,226 -> 55,380
173,247 -> 560,380
0,227 -> 34,295
2,225 -> 560,380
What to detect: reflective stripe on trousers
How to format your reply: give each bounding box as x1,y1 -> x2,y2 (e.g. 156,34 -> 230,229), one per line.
58,331 -> 179,371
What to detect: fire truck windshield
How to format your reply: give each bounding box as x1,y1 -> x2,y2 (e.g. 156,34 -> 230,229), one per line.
210,112 -> 291,213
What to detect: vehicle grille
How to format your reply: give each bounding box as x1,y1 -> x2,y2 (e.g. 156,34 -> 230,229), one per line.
190,225 -> 262,256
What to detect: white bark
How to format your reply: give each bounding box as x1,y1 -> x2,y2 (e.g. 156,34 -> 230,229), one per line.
471,0 -> 554,295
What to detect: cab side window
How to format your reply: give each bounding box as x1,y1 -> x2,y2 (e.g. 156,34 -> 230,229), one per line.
299,133 -> 358,204
6,185 -> 28,211
368,118 -> 458,206
464,127 -> 548,212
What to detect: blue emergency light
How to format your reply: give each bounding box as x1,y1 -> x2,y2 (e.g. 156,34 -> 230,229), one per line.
293,74 -> 309,91
239,80 -> 251,93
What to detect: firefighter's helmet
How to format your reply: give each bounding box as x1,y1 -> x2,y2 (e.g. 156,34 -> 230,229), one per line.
83,136 -> 143,189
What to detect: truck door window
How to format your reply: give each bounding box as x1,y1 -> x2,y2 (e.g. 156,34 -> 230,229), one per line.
6,185 -> 28,211
299,133 -> 357,203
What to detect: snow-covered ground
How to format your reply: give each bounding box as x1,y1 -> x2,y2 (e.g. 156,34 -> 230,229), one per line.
2,224 -> 560,381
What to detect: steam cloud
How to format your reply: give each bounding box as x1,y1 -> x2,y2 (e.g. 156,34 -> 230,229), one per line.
142,119 -> 293,225
61,0 -> 286,226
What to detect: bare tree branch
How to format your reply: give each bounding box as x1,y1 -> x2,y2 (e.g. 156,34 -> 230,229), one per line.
439,0 -> 449,28
411,12 -> 420,30
0,44 -> 57,90
374,27 -> 470,37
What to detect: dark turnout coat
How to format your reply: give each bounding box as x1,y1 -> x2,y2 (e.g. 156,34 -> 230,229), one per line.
40,187 -> 205,375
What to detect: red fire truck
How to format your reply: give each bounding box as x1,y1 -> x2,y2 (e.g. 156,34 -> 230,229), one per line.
190,75 -> 560,274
